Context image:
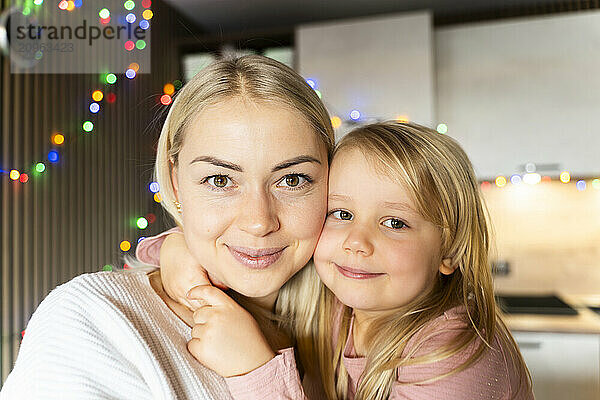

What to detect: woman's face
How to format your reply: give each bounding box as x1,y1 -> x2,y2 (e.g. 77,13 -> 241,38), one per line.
172,97 -> 329,306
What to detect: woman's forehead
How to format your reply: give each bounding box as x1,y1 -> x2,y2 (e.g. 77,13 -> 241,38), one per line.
179,99 -> 326,166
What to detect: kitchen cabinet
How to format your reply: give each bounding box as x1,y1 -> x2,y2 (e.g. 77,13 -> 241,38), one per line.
513,331 -> 600,399
297,11 -> 435,136
436,11 -> 600,179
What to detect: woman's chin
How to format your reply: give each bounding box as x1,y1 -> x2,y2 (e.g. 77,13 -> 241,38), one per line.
231,283 -> 278,300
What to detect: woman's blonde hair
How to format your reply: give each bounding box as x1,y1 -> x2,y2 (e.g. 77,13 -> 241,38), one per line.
152,54 -> 336,356
155,54 -> 335,228
301,121 -> 532,399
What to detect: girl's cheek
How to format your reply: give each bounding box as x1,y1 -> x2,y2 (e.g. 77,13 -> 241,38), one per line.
314,225 -> 337,263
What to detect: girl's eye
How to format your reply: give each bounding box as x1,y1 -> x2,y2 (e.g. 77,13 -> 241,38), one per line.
330,210 -> 353,221
277,174 -> 311,189
204,175 -> 233,188
382,218 -> 406,230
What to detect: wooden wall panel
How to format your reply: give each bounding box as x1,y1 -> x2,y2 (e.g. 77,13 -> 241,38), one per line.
0,0 -> 185,383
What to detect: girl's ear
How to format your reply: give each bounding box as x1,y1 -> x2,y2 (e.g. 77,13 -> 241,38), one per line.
439,258 -> 457,275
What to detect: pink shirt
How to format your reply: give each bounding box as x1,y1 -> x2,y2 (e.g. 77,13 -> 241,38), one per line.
136,229 -> 534,400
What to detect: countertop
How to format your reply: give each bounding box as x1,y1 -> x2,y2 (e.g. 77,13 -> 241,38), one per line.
499,293 -> 600,334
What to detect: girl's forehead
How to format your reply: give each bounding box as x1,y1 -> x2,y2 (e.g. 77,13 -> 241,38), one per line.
328,146 -> 424,212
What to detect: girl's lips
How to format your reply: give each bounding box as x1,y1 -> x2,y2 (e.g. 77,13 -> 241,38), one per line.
227,246 -> 286,270
334,263 -> 385,280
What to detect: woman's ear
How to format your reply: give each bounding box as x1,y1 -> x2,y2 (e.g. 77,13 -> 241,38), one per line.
170,158 -> 180,200
439,258 -> 457,275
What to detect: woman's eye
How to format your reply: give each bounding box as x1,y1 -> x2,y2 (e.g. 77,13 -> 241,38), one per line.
277,174 -> 310,188
330,210 -> 353,221
382,218 -> 406,230
206,175 -> 232,188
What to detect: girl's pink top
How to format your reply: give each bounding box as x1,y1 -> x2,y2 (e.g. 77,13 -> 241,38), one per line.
136,229 -> 534,400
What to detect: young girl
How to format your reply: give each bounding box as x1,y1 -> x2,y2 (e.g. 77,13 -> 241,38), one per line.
137,122 -> 534,399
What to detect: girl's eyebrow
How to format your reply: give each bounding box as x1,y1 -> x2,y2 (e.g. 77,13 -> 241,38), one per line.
328,194 -> 351,201
189,155 -> 321,173
328,195 -> 418,215
382,201 -> 419,216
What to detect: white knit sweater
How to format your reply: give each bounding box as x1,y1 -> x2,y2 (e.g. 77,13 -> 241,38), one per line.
0,270 -> 232,399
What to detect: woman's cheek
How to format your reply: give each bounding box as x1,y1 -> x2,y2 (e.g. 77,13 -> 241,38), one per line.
285,189 -> 328,242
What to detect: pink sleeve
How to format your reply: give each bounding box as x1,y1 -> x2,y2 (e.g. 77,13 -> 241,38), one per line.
390,324 -> 533,400
224,347 -> 308,400
135,226 -> 183,267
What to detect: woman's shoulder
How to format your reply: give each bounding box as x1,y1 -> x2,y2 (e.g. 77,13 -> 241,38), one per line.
55,269 -> 155,298
29,269 -> 159,330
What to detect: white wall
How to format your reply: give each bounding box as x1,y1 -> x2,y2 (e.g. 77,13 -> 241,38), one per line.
436,11 -> 600,178
296,12 -> 435,136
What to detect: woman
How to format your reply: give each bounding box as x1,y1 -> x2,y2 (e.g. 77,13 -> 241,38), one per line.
0,55 -> 334,399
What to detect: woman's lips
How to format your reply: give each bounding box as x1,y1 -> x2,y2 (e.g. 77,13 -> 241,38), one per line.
227,246 -> 286,270
334,263 -> 385,280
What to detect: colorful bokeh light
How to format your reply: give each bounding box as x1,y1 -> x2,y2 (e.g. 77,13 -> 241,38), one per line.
92,90 -> 103,102
160,94 -> 172,105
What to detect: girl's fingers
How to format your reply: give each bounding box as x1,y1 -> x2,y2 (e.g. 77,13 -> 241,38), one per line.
191,324 -> 204,338
178,297 -> 206,312
187,338 -> 201,356
188,298 -> 209,309
192,305 -> 212,324
186,284 -> 230,306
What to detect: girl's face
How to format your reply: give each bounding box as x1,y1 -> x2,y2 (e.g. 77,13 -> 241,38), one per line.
172,97 -> 329,307
314,148 -> 446,313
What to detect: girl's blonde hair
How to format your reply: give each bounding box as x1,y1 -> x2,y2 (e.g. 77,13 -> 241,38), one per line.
152,54 -> 336,354
301,121 -> 532,399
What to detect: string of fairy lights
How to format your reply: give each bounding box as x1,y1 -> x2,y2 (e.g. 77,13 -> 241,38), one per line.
306,78 -> 600,193
2,0 -> 183,271
4,5 -> 599,273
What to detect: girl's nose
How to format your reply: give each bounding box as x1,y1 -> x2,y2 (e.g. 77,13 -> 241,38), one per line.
237,189 -> 280,237
342,227 -> 374,257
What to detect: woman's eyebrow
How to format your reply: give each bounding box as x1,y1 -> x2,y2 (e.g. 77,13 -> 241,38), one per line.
271,155 -> 321,172
188,155 -> 320,173
189,156 -> 243,172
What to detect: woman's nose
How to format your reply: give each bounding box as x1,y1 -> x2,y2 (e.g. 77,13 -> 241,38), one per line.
342,226 -> 374,257
237,189 -> 280,237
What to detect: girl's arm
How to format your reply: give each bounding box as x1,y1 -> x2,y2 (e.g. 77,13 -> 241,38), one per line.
137,232 -> 311,399
224,347 -> 309,400
186,285 -> 310,400
136,228 -> 225,311
135,226 -> 183,267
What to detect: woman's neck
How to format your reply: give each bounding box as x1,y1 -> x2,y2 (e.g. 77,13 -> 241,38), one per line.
148,269 -> 195,328
251,292 -> 278,312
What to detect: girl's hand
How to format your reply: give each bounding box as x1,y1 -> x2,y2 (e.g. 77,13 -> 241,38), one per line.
186,285 -> 276,378
159,232 -> 228,311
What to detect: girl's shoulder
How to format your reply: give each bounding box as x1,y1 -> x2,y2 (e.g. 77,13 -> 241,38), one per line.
403,304 -> 500,359
396,305 -> 532,399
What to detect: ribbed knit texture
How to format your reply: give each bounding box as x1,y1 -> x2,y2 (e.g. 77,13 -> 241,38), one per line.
0,270 -> 233,400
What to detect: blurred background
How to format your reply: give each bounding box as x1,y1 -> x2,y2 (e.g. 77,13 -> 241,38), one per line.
1,0 -> 599,398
